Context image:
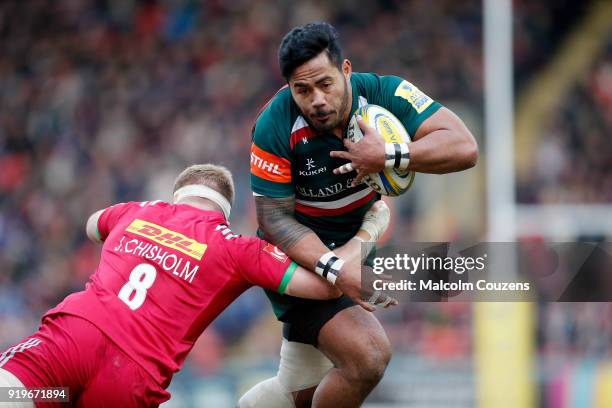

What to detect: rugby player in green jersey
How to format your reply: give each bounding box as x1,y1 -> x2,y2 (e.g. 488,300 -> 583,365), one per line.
240,22 -> 477,408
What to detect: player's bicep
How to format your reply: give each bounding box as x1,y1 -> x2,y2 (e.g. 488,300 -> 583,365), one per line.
233,237 -> 295,291
413,106 -> 473,141
86,209 -> 105,243
250,144 -> 293,197
284,266 -> 342,299
384,76 -> 442,137
254,195 -> 311,249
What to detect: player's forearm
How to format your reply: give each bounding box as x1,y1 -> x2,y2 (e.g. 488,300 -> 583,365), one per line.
255,196 -> 333,271
284,230 -> 372,300
285,266 -> 342,299
334,230 -> 373,264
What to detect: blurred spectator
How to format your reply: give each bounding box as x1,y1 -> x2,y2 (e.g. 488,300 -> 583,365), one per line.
518,37 -> 612,204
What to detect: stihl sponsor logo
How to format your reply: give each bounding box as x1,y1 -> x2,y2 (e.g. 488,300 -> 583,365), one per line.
126,219 -> 207,260
263,243 -> 289,263
251,152 -> 283,175
250,144 -> 291,183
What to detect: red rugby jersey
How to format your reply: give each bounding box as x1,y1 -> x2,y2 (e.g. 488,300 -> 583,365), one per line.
44,201 -> 296,387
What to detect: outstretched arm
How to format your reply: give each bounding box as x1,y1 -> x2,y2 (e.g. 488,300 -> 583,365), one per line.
283,227 -> 395,308
283,227 -> 371,299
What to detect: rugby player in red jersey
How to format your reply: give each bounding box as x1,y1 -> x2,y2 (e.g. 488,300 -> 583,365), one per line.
0,164 -> 392,408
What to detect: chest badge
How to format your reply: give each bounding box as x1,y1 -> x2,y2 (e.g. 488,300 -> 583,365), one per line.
306,158 -> 316,170
299,157 -> 327,177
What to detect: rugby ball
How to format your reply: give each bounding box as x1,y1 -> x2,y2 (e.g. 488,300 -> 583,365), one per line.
347,105 -> 415,196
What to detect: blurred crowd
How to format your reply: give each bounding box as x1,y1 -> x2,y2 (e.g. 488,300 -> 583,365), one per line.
0,0 -> 609,385
0,0 -> 484,351
518,37 -> 612,203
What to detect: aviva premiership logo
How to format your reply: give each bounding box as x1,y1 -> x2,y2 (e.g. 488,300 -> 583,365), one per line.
126,219 -> 207,260
394,80 -> 434,114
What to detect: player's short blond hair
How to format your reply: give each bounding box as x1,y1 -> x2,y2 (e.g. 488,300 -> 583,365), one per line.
173,164 -> 235,204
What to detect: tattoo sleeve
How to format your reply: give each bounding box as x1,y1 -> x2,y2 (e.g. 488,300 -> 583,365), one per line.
255,195 -> 313,250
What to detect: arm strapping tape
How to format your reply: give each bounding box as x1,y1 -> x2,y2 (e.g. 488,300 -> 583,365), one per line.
384,142 -> 410,171
315,251 -> 344,285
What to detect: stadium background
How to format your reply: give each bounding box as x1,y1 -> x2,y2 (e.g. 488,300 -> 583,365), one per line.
0,0 -> 610,406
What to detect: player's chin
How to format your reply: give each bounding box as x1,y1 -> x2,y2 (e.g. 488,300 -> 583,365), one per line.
312,117 -> 338,133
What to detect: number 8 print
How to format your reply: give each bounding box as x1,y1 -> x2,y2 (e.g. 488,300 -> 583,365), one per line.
118,263 -> 157,310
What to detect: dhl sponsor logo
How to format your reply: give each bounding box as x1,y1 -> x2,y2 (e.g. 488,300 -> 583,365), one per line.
126,219 -> 207,260
250,144 -> 292,183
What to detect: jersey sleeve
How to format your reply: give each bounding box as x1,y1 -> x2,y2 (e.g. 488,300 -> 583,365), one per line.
230,235 -> 297,294
97,201 -> 141,240
250,102 -> 294,198
377,74 -> 442,137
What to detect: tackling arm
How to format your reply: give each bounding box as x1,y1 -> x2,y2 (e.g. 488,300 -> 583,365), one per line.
282,228 -> 372,300
255,195 -> 330,272
256,196 -> 392,310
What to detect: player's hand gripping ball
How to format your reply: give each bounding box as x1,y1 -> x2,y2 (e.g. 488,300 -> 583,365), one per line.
347,105 -> 415,196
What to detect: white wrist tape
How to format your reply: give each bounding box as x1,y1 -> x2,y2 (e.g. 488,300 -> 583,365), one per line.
315,251 -> 344,285
384,142 -> 410,171
173,184 -> 231,219
360,200 -> 390,242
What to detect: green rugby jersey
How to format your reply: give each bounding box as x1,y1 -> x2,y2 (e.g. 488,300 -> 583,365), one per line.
250,72 -> 442,246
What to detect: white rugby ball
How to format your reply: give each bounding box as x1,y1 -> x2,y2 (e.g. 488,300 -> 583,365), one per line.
347,104 -> 415,196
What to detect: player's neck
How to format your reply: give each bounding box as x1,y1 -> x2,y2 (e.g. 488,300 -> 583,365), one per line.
332,113 -> 350,139
176,197 -> 222,214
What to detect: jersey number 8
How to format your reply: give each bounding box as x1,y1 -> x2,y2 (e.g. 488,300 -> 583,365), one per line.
118,263 -> 157,310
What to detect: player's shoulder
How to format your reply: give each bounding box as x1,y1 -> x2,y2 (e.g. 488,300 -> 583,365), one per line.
129,200 -> 171,213
114,200 -> 173,221
254,86 -> 294,138
352,72 -> 406,100
104,200 -> 149,215
252,86 -> 302,158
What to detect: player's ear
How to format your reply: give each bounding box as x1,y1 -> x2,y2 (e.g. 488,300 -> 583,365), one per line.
342,59 -> 352,79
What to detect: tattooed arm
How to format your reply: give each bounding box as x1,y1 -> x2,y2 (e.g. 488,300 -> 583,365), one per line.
256,196 -> 393,310
255,195 -> 332,272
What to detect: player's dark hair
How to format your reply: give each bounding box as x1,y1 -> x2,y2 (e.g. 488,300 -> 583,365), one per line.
279,22 -> 343,81
173,164 -> 235,204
